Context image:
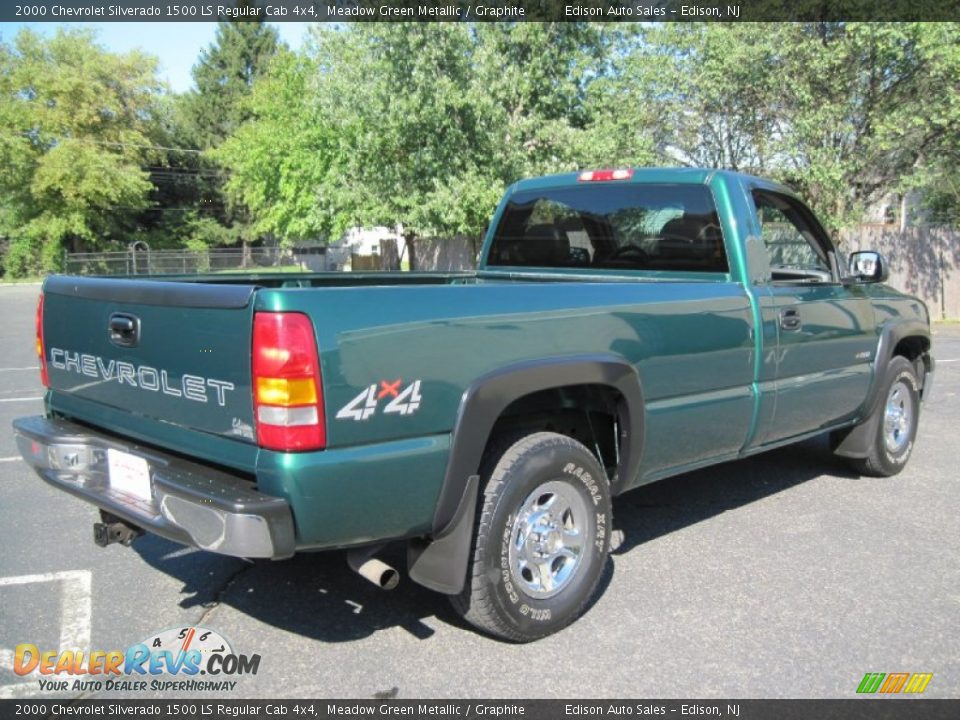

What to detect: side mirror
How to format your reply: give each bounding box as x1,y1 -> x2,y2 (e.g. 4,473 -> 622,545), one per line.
848,250 -> 888,283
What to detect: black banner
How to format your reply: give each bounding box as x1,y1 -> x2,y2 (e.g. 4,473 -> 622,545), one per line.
1,700 -> 960,720
3,0 -> 960,23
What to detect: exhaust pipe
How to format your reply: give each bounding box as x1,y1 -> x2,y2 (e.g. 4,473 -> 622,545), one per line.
347,548 -> 400,590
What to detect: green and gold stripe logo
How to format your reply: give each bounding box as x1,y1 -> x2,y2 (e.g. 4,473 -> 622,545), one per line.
857,672 -> 933,694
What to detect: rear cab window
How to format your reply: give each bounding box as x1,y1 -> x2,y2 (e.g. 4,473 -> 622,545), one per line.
486,184 -> 729,274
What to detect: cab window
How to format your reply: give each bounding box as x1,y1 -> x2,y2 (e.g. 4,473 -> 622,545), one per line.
752,190 -> 834,282
487,184 -> 729,274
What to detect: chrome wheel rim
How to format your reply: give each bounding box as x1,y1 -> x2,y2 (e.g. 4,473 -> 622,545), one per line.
507,480 -> 588,600
883,380 -> 914,454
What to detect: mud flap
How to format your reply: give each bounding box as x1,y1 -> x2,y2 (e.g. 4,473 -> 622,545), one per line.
407,474 -> 479,595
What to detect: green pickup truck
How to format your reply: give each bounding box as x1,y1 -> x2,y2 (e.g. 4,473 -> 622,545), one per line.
14,168 -> 934,642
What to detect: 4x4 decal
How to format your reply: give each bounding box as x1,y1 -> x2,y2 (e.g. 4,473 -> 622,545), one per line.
335,379 -> 422,421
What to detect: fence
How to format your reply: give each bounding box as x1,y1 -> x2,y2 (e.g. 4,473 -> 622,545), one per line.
366,237 -> 478,272
841,226 -> 960,320
410,237 -> 480,272
63,229 -> 960,319
64,247 -> 304,276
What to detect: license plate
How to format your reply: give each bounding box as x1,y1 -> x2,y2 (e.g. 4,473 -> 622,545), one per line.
107,448 -> 152,502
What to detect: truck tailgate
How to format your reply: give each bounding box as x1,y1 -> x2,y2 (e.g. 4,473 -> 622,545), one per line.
42,276 -> 257,445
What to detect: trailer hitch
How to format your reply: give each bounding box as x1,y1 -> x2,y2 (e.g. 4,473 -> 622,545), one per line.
93,512 -> 143,547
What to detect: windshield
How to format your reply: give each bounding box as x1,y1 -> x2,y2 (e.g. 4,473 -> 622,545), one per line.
487,183 -> 728,273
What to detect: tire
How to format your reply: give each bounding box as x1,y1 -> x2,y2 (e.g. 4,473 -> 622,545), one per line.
451,432 -> 612,642
847,356 -> 921,477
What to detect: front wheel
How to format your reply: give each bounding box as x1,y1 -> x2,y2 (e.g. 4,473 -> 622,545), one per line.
451,432 -> 611,642
847,356 -> 921,477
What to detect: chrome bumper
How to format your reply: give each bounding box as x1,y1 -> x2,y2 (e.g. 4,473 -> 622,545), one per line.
12,416 -> 295,559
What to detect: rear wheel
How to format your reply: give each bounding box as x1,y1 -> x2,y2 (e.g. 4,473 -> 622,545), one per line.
451,432 -> 611,642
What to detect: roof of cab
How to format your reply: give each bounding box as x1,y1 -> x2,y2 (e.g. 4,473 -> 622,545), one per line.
511,167 -> 796,197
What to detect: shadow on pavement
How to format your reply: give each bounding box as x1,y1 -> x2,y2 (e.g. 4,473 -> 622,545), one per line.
611,434 -> 858,556
130,434 -> 856,643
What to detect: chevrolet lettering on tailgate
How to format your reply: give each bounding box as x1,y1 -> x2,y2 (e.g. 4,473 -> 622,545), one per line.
49,348 -> 236,406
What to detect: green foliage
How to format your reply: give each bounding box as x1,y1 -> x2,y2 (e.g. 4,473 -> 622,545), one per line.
773,23 -> 953,230
180,11 -> 280,149
623,23 -> 960,232
470,23 -> 616,178
176,13 -> 280,254
220,22 -> 625,242
2,21 -> 960,277
0,28 -> 161,276
307,23 -> 489,239
616,24 -> 780,172
223,22 -> 960,244
213,49 -> 336,242
900,23 -> 960,227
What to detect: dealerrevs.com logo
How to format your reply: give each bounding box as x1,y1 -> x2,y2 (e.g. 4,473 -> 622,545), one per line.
13,626 -> 260,693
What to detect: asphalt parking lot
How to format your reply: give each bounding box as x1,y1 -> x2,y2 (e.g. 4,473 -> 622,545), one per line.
0,282 -> 957,700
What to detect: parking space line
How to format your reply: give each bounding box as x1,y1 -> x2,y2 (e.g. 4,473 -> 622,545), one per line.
0,367 -> 38,372
939,358 -> 959,363
0,570 -> 92,699
0,457 -> 21,463
0,397 -> 43,403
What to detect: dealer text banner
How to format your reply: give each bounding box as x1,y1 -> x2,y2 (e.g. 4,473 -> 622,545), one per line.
2,700 -> 960,720
3,0 -> 958,22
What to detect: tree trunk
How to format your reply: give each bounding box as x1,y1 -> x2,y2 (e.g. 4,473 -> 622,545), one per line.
404,233 -> 417,272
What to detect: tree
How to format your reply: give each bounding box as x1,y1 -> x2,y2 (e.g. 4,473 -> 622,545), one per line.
897,23 -> 960,226
213,49 -> 338,242
218,23 -> 621,258
213,20 -> 960,262
0,28 -> 162,276
775,23 -> 960,231
612,24 -> 782,173
181,11 -> 280,148
470,23 -> 620,177
308,23 -> 490,266
178,10 -> 279,262
617,23 -> 960,232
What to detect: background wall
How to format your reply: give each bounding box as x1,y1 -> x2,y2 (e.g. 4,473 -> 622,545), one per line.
843,227 -> 960,320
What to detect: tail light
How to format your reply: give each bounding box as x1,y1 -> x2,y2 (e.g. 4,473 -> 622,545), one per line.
36,293 -> 49,388
578,168 -> 633,182
252,312 -> 325,451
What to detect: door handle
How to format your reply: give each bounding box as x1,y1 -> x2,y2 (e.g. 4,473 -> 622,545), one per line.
779,308 -> 802,332
109,313 -> 140,347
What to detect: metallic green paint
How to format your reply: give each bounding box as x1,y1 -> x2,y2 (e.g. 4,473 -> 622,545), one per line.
255,434 -> 450,547
30,170 -> 932,553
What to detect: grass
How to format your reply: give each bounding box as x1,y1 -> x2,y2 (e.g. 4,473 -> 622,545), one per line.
1,275 -> 45,284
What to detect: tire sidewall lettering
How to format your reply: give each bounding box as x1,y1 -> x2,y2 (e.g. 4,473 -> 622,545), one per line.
499,515 -> 520,604
488,440 -> 610,631
562,462 -> 602,506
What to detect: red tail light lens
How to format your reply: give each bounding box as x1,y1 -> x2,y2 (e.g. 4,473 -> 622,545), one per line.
578,168 -> 634,182
36,293 -> 49,388
252,312 -> 325,451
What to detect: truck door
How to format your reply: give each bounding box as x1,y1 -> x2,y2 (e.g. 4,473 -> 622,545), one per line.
750,189 -> 875,445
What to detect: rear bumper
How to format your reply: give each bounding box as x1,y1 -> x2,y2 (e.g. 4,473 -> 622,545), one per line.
12,416 -> 295,559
